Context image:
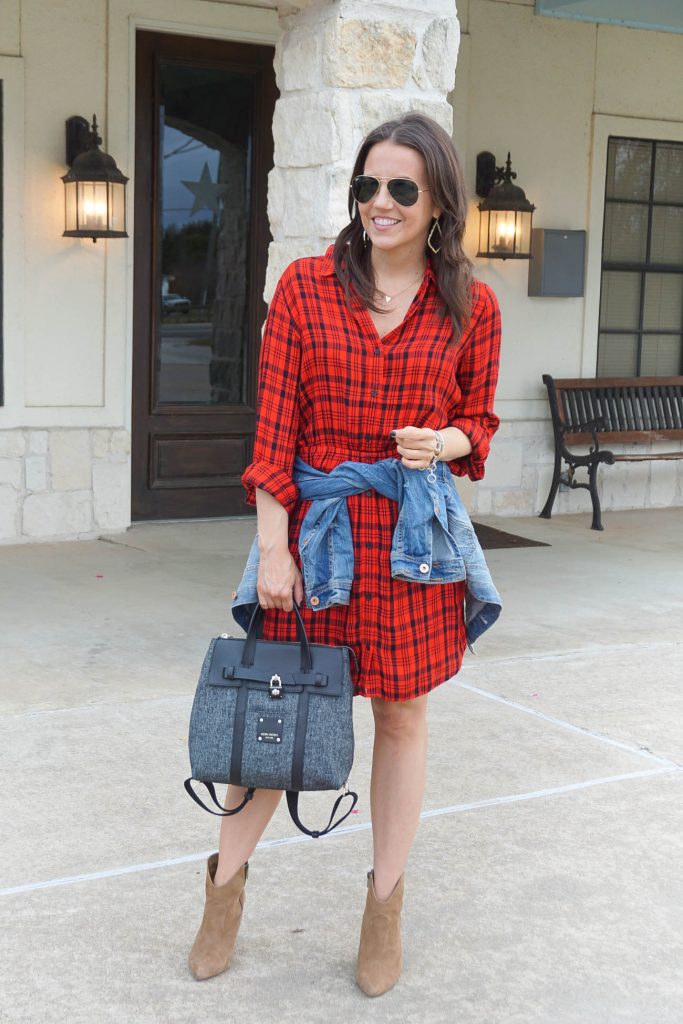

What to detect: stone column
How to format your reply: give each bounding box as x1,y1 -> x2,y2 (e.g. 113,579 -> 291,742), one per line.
266,0 -> 460,299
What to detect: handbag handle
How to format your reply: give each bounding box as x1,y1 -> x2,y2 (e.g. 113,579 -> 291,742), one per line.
241,601 -> 313,672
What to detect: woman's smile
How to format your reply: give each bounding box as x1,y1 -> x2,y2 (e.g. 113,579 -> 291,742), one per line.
372,216 -> 401,230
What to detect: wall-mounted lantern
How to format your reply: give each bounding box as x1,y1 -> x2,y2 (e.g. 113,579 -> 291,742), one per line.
62,115 -> 129,242
475,151 -> 535,260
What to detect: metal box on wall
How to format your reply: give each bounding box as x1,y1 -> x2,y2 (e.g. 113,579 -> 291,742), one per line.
527,228 -> 586,297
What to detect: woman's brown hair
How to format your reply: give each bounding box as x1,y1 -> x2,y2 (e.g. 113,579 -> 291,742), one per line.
333,112 -> 473,342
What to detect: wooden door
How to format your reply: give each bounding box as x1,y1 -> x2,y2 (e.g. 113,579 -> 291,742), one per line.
132,31 -> 276,519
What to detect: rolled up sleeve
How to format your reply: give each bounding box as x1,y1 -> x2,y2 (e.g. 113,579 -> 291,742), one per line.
242,268 -> 301,514
448,284 -> 502,481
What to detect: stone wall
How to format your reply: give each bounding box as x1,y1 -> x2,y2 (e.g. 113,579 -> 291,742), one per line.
266,0 -> 460,298
0,428 -> 131,543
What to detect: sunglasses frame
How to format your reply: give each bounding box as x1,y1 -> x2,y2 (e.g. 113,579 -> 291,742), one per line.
350,175 -> 430,208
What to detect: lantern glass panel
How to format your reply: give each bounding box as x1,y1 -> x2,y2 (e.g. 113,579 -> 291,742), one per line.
490,210 -> 518,255
78,181 -> 109,231
110,182 -> 126,233
64,180 -> 78,233
517,210 -> 532,255
478,209 -> 491,255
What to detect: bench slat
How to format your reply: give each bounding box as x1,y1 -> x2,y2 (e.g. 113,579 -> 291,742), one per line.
616,388 -> 628,430
672,386 -> 683,429
565,390 -> 578,429
624,389 -> 638,430
564,429 -> 683,444
585,389 -> 598,428
552,376 -> 683,389
647,385 -> 655,430
611,452 -> 683,462
656,388 -> 667,427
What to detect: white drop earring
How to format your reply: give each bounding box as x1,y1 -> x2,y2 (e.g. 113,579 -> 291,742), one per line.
351,199 -> 357,220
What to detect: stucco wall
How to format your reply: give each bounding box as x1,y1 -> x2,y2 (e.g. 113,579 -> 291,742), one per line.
453,0 -> 683,518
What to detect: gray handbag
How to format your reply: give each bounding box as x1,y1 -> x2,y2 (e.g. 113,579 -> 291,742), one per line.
184,603 -> 358,837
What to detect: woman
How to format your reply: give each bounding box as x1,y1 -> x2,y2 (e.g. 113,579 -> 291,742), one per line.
188,112 -> 502,996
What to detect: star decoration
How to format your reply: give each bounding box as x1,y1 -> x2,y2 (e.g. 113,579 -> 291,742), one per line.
181,162 -> 229,215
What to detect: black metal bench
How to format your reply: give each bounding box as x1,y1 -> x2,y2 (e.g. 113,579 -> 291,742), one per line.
540,374 -> 683,530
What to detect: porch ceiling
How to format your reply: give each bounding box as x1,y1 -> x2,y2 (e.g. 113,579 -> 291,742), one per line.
536,0 -> 683,34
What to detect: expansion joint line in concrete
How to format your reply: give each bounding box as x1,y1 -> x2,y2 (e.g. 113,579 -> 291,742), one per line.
0,764 -> 679,898
464,639 -> 681,668
453,681 -> 681,770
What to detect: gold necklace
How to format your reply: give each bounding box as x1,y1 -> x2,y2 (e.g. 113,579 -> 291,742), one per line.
374,270 -> 424,305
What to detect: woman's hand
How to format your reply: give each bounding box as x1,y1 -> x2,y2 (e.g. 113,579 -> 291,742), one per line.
390,426 -> 440,470
257,543 -> 304,611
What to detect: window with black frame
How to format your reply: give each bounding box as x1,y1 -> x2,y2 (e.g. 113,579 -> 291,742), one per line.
597,136 -> 683,377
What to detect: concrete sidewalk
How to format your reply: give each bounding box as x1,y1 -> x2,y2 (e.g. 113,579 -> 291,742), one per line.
1,508 -> 682,1024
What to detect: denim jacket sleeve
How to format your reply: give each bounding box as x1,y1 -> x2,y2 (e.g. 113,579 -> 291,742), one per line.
448,282 -> 502,482
241,265 -> 302,514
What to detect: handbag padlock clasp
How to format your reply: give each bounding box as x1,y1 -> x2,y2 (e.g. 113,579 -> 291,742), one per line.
269,674 -> 283,698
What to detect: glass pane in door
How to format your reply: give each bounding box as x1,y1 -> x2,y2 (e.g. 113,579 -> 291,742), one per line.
157,63 -> 253,406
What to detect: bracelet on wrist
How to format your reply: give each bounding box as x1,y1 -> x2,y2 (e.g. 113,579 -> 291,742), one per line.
429,429 -> 445,468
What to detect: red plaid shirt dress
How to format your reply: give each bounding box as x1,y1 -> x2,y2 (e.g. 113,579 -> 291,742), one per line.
242,246 -> 502,702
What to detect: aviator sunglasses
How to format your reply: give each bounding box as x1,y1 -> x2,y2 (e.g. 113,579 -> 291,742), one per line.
351,175 -> 429,208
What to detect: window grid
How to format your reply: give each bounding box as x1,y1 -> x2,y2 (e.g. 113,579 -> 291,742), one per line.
598,136 -> 683,377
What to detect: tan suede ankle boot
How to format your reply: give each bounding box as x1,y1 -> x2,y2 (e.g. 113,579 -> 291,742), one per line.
355,869 -> 404,997
188,853 -> 248,981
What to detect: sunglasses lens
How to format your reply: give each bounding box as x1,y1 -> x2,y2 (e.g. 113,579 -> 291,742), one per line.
388,179 -> 419,206
352,176 -> 379,203
351,176 -> 421,206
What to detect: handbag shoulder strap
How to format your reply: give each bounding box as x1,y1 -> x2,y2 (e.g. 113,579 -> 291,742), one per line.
184,778 -> 255,817
285,787 -> 358,838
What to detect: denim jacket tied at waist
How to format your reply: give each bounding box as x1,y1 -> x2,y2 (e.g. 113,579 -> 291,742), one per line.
232,456 -> 502,648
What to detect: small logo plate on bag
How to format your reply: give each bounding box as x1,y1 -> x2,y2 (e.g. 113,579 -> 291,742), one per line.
257,716 -> 284,744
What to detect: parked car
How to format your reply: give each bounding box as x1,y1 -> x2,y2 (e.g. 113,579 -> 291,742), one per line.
162,293 -> 191,313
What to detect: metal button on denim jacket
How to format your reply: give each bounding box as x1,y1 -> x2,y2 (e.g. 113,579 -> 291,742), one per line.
232,457 -> 502,649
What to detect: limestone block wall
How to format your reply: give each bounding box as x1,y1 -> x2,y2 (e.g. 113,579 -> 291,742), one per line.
0,428 -> 131,543
265,0 -> 460,298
